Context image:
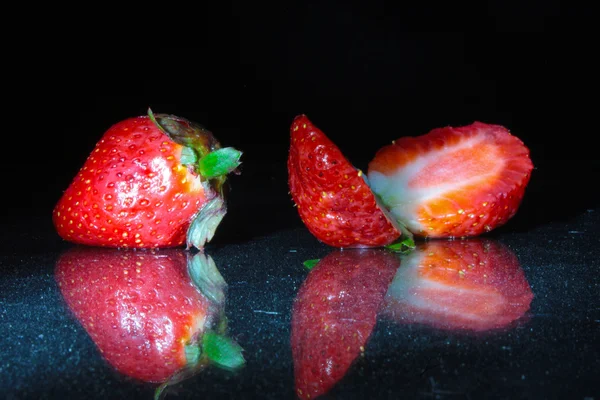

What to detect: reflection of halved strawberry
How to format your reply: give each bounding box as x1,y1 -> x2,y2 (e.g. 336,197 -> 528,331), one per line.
382,239 -> 533,332
55,247 -> 243,384
291,249 -> 400,399
368,122 -> 533,238
288,115 -> 401,248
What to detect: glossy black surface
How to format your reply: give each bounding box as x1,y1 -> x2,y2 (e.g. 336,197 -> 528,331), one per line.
1,160 -> 599,399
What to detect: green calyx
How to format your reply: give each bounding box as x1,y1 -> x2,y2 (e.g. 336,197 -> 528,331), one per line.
186,196 -> 227,251
198,147 -> 242,179
147,108 -> 242,193
155,332 -> 245,400
154,250 -> 245,400
148,108 -> 242,251
187,251 -> 227,305
201,331 -> 245,370
303,259 -> 320,270
180,147 -> 198,165
183,331 -> 245,371
385,222 -> 416,254
185,252 -> 244,370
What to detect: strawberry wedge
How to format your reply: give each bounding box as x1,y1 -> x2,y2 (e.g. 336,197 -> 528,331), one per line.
288,115 -> 402,247
367,122 -> 533,238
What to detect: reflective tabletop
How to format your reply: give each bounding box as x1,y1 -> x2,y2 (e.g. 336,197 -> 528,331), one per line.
2,180 -> 598,399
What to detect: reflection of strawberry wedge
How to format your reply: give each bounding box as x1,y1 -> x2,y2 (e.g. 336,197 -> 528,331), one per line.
382,239 -> 533,332
55,247 -> 243,384
291,250 -> 400,399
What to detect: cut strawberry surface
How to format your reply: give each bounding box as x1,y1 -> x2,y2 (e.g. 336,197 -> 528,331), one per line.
367,122 -> 533,238
288,115 -> 401,247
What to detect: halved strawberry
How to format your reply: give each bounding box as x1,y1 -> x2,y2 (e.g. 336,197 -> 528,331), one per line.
367,122 -> 533,238
382,239 -> 534,332
288,115 -> 402,248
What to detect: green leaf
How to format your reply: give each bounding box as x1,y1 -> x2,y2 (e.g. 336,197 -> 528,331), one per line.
385,237 -> 415,253
180,146 -> 198,165
303,259 -> 320,270
188,252 -> 227,305
385,223 -> 416,253
198,147 -> 242,179
202,332 -> 245,370
186,196 -> 227,250
147,108 -> 163,133
184,343 -> 201,365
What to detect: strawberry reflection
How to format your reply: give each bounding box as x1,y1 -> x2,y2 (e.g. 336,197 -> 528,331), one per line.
382,238 -> 533,332
55,247 -> 244,391
291,249 -> 400,399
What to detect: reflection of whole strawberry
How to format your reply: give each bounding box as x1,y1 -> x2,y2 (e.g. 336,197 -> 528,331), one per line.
55,247 -> 243,383
291,249 -> 400,399
382,239 -> 534,332
53,109 -> 242,250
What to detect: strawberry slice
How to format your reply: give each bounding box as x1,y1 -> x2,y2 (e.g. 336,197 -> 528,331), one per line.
288,115 -> 402,247
367,122 -> 533,238
382,239 -> 534,332
292,249 -> 400,399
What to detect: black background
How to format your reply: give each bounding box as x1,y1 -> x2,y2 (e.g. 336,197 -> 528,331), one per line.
1,4 -> 599,399
4,1 -> 598,237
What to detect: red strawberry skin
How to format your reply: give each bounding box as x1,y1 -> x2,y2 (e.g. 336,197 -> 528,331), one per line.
382,239 -> 533,332
53,112 -> 240,249
55,247 -> 212,383
291,249 -> 400,399
367,122 -> 533,238
288,115 -> 400,247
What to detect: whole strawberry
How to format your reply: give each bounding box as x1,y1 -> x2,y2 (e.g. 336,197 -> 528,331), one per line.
288,115 -> 402,248
55,247 -> 244,384
368,122 -> 533,238
53,109 -> 242,249
292,249 -> 400,399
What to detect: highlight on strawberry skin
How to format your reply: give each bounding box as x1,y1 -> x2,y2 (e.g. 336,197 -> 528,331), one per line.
287,115 -> 401,248
381,238 -> 534,332
367,121 -> 534,238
